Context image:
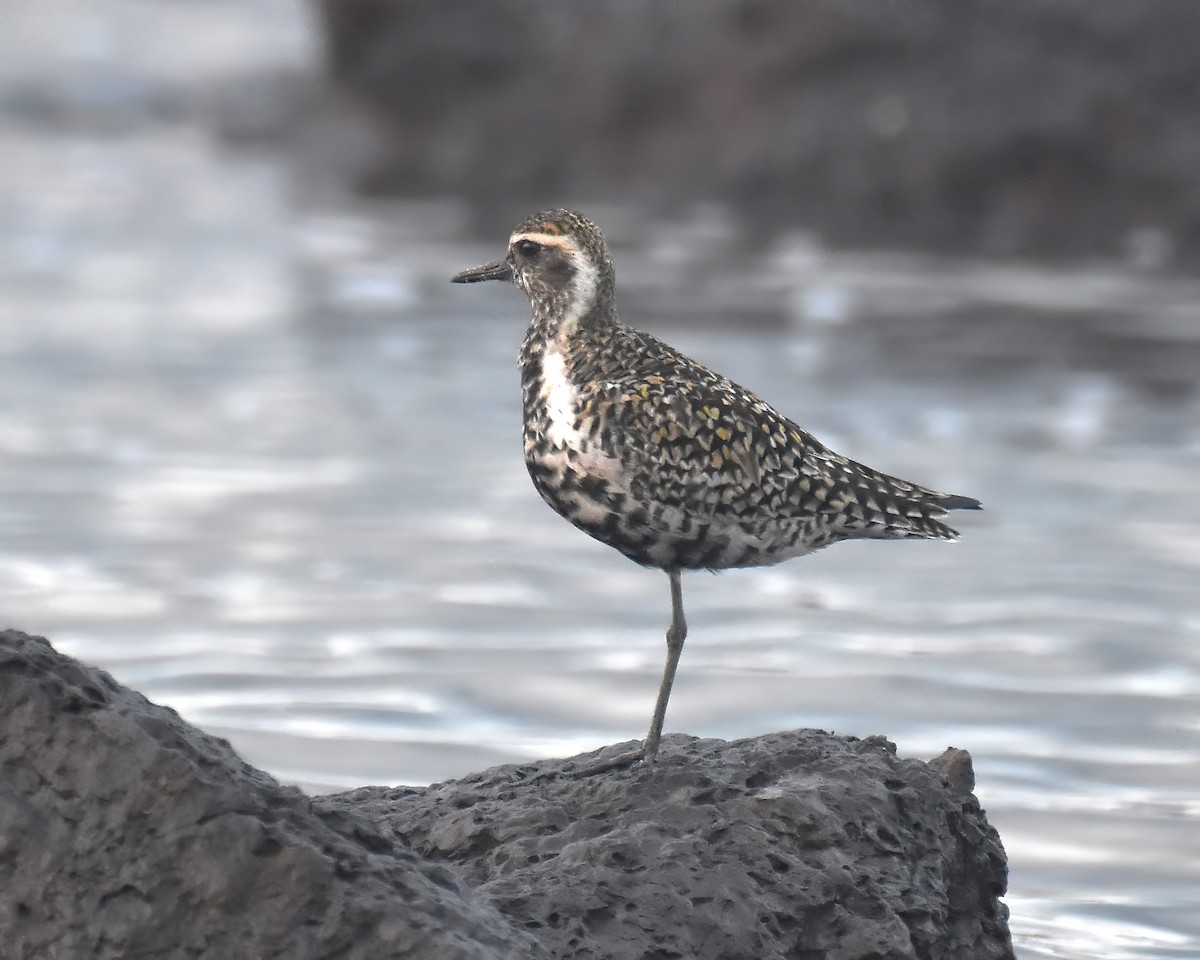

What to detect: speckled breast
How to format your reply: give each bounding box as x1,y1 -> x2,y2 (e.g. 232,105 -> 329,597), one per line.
520,362 -> 824,572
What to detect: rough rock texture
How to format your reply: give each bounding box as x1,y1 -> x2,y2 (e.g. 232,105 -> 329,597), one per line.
325,738 -> 1013,960
1,628 -> 1013,959
316,0 -> 1200,265
0,629 -> 545,960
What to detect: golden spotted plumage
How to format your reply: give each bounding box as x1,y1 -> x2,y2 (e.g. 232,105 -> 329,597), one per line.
452,209 -> 981,763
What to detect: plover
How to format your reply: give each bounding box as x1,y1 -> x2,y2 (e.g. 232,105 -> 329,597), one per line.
452,209 -> 980,763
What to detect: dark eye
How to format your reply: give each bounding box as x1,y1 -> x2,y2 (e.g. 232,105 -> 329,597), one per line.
515,239 -> 542,257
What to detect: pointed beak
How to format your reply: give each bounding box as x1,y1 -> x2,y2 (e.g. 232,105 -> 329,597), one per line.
450,259 -> 512,284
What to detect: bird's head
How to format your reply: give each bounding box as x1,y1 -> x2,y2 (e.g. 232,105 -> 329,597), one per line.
452,209 -> 615,323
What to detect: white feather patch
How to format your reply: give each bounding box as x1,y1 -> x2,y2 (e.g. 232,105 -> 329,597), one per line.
541,345 -> 579,449
536,342 -> 622,484
565,256 -> 599,325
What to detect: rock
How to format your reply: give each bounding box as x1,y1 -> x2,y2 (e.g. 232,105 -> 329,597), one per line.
0,629 -> 545,960
314,0 -> 1200,265
0,628 -> 1013,959
326,736 -> 1014,960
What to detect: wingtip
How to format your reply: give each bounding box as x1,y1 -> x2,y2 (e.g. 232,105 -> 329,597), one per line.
938,494 -> 983,511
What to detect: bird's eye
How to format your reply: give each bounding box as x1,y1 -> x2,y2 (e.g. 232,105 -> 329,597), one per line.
515,239 -> 542,257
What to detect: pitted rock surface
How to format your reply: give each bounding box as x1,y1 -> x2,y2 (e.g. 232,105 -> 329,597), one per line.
2,628 -> 1013,959
0,629 -> 544,960
323,736 -> 1013,960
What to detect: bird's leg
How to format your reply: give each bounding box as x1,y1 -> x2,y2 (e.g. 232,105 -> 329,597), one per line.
642,567 -> 687,763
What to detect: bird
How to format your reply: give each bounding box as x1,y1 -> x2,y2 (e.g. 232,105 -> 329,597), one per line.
451,208 -> 980,764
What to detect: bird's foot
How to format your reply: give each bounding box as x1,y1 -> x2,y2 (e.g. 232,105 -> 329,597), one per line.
520,744 -> 648,781
564,748 -> 645,777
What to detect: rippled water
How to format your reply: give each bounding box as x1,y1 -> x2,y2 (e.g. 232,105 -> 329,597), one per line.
3,4 -> 1199,958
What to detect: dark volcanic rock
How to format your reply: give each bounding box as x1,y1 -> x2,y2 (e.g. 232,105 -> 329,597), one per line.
0,628 -> 1013,959
324,737 -> 1013,960
0,629 -> 544,960
316,0 -> 1200,265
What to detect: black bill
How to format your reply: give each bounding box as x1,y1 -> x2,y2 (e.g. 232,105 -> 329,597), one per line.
450,260 -> 512,283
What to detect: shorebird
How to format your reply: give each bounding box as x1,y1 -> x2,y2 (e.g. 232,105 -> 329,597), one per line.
452,209 -> 980,763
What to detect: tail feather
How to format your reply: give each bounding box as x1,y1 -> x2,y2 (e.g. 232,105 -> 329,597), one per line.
798,448 -> 981,543
934,493 -> 983,511
892,487 -> 981,541
841,462 -> 981,542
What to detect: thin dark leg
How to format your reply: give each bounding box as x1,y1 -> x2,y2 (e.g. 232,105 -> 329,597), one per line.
643,567 -> 687,762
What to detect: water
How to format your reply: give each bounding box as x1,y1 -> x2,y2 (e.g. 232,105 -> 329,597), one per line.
2,4 -> 1199,957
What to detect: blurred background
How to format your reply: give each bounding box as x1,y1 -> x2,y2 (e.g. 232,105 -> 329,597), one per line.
1,2 -> 1197,957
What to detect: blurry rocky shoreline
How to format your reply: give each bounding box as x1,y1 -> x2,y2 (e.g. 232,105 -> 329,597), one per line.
316,0 -> 1199,268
